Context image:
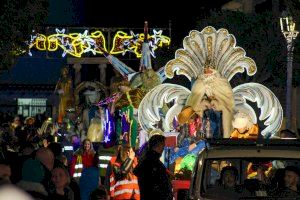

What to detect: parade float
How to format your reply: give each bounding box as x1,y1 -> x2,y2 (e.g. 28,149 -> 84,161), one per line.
137,26 -> 283,197
97,22 -> 170,149
47,23 -> 284,195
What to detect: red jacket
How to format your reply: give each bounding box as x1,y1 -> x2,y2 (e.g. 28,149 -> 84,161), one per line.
70,150 -> 95,177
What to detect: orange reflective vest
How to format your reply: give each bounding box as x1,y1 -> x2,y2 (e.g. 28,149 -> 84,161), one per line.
109,156 -> 140,200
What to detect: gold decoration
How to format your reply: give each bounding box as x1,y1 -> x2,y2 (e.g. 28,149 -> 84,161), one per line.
207,36 -> 213,61
115,88 -> 145,110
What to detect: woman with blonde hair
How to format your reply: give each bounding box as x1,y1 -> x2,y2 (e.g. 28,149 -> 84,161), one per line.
70,139 -> 95,179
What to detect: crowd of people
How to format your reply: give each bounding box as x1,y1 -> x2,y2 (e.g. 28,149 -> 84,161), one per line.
0,109 -> 299,200
0,113 -> 174,200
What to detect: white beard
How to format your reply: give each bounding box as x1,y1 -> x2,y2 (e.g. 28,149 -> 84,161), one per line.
186,71 -> 234,137
199,72 -> 221,97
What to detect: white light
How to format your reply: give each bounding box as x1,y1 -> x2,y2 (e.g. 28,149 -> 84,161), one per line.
73,172 -> 82,177
64,146 -> 74,151
99,164 -> 108,168
99,156 -> 112,161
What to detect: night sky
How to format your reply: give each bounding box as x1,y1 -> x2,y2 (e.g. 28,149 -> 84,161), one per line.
46,0 -> 232,43
3,0 -> 233,88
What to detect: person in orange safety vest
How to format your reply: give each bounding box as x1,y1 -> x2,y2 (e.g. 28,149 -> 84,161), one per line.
109,144 -> 140,200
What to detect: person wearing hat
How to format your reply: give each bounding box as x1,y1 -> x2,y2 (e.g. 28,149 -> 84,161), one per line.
16,158 -> 48,199
230,112 -> 259,139
177,63 -> 234,138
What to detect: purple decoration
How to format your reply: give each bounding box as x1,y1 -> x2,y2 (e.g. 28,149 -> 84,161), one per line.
103,108 -> 116,148
121,113 -> 130,134
173,116 -> 179,130
72,136 -> 81,151
98,93 -> 119,106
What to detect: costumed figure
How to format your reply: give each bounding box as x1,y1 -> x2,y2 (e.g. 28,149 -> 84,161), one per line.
101,22 -> 164,148
110,69 -> 128,94
74,81 -> 107,142
87,118 -> 104,142
82,89 -> 102,130
62,108 -> 77,137
230,112 -> 259,139
83,90 -> 104,142
168,111 -> 206,169
178,61 -> 234,137
138,26 -> 283,140
36,117 -> 57,145
55,66 -> 74,124
137,26 -> 284,173
112,81 -> 145,148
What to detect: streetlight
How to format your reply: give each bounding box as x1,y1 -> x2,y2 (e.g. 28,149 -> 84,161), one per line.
280,14 -> 299,130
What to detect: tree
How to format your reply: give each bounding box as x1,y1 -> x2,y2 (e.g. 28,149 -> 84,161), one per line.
196,10 -> 300,88
0,0 -> 49,73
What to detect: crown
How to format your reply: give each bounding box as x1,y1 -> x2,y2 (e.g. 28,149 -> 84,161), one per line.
204,58 -> 216,69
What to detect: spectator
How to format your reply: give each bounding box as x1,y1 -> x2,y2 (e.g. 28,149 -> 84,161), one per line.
70,139 -> 95,179
12,142 -> 35,183
134,134 -> 173,200
42,134 -> 54,148
35,147 -> 55,193
79,153 -> 101,200
55,151 -> 80,200
50,165 -> 74,200
0,163 -> 11,185
16,158 -> 48,199
48,142 -> 64,168
89,185 -> 109,200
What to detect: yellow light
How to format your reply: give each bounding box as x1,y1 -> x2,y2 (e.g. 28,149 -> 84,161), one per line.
110,31 -> 133,55
28,30 -> 107,57
28,29 -> 170,58
110,31 -> 171,58
35,34 -> 47,50
48,37 -> 59,51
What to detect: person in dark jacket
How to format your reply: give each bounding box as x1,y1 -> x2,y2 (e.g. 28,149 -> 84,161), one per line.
16,158 -> 48,200
133,134 -> 173,200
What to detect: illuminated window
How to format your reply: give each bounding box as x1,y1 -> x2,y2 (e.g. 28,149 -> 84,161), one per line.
17,98 -> 47,117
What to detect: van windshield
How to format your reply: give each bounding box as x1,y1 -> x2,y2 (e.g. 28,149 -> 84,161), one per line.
201,158 -> 300,200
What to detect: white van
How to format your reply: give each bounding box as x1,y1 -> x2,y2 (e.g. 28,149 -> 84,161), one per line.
189,139 -> 300,200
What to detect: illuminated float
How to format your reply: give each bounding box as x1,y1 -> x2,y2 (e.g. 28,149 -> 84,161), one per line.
137,26 -> 283,186
98,22 -> 170,148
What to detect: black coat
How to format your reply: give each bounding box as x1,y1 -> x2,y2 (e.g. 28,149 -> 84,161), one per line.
133,150 -> 173,200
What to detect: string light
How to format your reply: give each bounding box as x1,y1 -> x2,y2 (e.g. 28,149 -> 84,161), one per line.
27,28 -> 170,58
110,29 -> 171,58
27,29 -> 107,57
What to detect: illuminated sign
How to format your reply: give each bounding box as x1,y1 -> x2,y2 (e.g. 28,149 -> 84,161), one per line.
27,29 -> 170,58
110,30 -> 171,58
27,29 -> 107,58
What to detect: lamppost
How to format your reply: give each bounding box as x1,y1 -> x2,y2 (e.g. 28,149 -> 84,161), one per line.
280,15 -> 299,130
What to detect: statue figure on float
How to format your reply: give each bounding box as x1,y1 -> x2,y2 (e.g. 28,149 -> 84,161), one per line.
138,26 -> 283,140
